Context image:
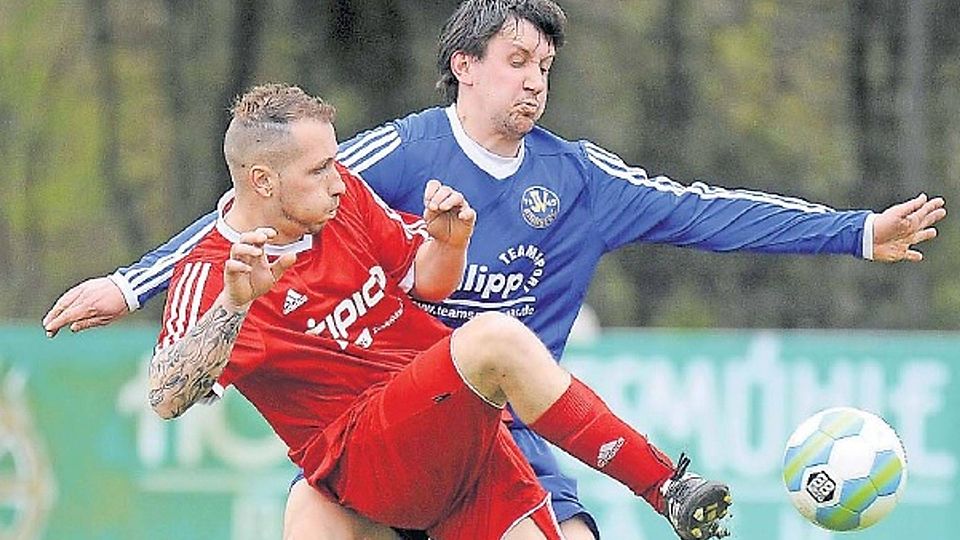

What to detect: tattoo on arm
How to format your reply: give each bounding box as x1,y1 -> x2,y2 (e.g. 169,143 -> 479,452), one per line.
149,305 -> 246,418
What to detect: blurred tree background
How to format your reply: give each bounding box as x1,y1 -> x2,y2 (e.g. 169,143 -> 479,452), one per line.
1,0 -> 958,329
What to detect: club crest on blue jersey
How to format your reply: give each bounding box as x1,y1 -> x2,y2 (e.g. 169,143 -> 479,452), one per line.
521,186 -> 560,229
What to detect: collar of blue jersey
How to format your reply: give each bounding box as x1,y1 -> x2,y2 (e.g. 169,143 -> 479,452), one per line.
445,104 -> 524,180
214,189 -> 314,255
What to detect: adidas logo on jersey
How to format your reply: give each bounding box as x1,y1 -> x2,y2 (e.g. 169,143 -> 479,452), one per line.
283,289 -> 308,315
596,437 -> 625,469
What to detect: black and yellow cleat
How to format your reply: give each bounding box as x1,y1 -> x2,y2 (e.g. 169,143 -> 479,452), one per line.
661,453 -> 733,540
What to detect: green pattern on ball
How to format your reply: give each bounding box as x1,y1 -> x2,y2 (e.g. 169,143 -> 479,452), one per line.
784,431 -> 834,489
818,409 -> 865,439
871,451 -> 904,496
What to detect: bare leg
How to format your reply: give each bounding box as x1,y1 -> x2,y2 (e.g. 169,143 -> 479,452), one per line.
450,311 -> 674,498
284,479 -> 401,540
450,312 -> 569,420
451,311 -> 731,540
501,517 -> 550,540
559,516 -> 595,540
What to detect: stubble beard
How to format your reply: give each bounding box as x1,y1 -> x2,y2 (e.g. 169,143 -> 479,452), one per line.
499,109 -> 538,142
285,210 -> 328,236
278,193 -> 330,238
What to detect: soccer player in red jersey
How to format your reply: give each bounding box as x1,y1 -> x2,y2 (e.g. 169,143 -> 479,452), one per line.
150,83 -> 732,539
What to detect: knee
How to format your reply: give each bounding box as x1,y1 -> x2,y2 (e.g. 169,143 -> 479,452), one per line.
466,311 -> 531,346
456,312 -> 537,366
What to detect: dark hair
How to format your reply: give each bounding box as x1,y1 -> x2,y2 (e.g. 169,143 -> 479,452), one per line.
436,0 -> 566,104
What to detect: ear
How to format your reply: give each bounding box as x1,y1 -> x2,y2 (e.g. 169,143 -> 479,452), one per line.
249,165 -> 275,198
450,50 -> 475,87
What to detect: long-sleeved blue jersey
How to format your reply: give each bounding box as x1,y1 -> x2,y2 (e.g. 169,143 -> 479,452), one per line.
112,105 -> 873,361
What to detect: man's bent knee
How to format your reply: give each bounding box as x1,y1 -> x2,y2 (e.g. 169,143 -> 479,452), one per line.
451,312 -> 553,406
455,312 -> 536,366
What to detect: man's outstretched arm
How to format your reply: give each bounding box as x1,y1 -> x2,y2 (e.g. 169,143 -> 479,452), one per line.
580,141 -> 947,261
42,210 -> 218,337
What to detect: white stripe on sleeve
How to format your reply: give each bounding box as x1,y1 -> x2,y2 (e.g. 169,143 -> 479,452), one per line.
162,262 -> 213,350
127,221 -> 216,289
584,142 -> 832,213
187,263 -> 212,329
348,136 -> 402,173
338,126 -> 399,167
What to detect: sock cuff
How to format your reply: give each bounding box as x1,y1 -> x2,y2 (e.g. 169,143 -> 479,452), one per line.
529,376 -> 596,438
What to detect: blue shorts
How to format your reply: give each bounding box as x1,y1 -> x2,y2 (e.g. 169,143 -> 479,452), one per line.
290,423 -> 600,539
508,423 -> 600,539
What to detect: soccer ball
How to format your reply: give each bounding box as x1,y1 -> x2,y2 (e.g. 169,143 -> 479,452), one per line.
782,407 -> 907,531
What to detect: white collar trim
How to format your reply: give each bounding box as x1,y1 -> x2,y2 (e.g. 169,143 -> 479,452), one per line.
215,189 -> 314,255
445,105 -> 524,180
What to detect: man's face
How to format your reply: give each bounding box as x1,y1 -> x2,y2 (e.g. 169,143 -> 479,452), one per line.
468,18 -> 555,139
273,119 -> 345,237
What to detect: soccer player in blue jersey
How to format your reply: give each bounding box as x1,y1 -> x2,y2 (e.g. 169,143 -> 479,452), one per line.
44,1 -> 945,539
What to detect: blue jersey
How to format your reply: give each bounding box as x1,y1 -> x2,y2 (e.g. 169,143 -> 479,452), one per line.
112,105 -> 871,360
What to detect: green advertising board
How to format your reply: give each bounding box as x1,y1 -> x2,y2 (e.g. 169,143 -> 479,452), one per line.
0,326 -> 955,539
563,330 -> 957,540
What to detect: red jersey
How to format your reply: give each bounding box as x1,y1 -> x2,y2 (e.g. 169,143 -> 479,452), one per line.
156,164 -> 453,467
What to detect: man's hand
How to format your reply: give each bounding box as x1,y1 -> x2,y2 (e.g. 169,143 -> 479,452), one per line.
422,179 -> 476,247
411,181 -> 476,302
223,228 -> 297,311
872,193 -> 947,262
42,277 -> 129,337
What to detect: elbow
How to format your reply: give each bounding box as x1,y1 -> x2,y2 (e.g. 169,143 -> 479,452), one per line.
151,400 -> 181,421
412,272 -> 462,303
153,407 -> 178,420
149,389 -> 183,420
412,284 -> 455,303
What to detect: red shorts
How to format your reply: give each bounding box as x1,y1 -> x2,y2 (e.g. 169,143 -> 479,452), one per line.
307,335 -> 562,539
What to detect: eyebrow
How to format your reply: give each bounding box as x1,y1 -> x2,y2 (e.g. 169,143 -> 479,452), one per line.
508,42 -> 555,62
314,156 -> 334,170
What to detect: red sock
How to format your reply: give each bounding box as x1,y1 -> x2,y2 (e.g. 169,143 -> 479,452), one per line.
529,377 -> 674,512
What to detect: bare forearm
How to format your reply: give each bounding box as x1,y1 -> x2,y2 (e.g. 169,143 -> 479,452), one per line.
412,240 -> 468,302
149,296 -> 246,419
